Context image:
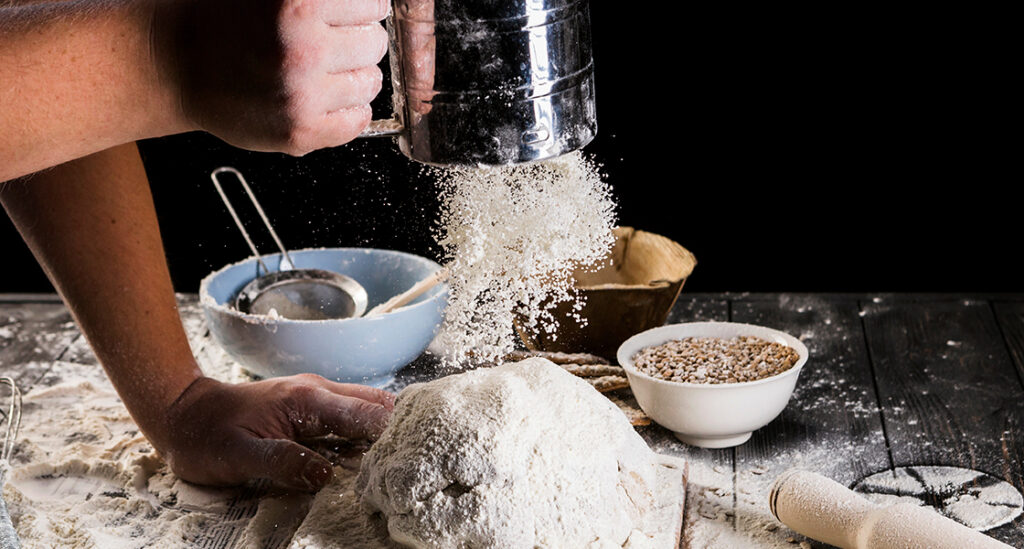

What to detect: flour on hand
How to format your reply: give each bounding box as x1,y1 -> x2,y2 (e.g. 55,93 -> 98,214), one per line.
355,358 -> 659,549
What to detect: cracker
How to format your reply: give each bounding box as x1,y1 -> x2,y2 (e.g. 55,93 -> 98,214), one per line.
561,364 -> 625,377
504,350 -> 610,365
587,375 -> 630,393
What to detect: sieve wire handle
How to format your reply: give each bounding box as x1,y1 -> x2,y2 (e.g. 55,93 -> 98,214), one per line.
210,167 -> 295,274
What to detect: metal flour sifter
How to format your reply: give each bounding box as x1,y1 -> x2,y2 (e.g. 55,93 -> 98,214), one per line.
359,0 -> 598,166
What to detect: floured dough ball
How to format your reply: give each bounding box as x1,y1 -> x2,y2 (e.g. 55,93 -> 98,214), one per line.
355,358 -> 658,549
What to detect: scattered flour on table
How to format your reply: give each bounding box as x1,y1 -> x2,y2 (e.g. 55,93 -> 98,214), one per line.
643,433 -> 885,549
853,466 -> 1024,531
431,152 -> 616,364
2,362 -> 224,548
355,359 -> 661,549
0,357 -> 297,549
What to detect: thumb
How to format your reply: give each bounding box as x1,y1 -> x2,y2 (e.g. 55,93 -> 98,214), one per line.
239,438 -> 334,491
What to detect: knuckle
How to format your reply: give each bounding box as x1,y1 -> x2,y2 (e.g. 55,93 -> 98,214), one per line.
287,382 -> 320,401
290,39 -> 326,73
294,372 -> 326,384
282,0 -> 319,21
281,110 -> 327,155
261,442 -> 284,469
281,125 -> 314,157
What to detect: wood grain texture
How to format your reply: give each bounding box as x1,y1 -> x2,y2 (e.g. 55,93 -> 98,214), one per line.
992,301 -> 1024,393
651,297 -> 735,548
862,297 -> 1024,545
731,294 -> 890,547
3,294 -> 1023,547
0,303 -> 80,390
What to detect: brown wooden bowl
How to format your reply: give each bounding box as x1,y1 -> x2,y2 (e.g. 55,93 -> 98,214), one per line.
516,227 -> 697,361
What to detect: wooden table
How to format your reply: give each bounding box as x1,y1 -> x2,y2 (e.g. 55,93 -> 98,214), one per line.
2,292 -> 1023,547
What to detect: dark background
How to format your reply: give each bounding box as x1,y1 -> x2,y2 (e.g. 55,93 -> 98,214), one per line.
1,6 -> 1016,294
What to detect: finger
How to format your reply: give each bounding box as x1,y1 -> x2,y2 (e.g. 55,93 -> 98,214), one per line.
313,378 -> 397,410
326,23 -> 389,73
289,373 -> 396,409
292,387 -> 392,439
320,0 -> 389,26
238,438 -> 334,491
323,104 -> 374,144
315,66 -> 383,113
286,104 -> 371,155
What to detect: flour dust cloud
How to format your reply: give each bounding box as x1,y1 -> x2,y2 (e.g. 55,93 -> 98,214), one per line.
431,152 -> 616,364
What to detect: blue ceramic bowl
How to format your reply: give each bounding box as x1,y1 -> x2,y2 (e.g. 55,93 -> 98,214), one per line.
199,248 -> 448,387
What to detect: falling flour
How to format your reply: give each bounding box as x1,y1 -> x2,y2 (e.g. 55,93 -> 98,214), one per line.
430,152 -> 616,363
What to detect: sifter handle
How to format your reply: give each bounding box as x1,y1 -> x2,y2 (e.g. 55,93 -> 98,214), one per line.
210,167 -> 295,274
359,117 -> 404,138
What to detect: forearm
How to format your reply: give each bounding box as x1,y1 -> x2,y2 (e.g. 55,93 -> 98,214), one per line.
0,143 -> 202,453
0,0 -> 191,181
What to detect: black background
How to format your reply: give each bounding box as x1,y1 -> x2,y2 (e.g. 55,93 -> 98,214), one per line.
1,5 -> 1016,294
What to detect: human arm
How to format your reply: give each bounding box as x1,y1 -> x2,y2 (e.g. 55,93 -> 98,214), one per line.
0,143 -> 394,490
0,0 -> 388,182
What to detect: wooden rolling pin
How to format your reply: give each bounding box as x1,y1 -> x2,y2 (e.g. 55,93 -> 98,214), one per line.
769,469 -> 1011,549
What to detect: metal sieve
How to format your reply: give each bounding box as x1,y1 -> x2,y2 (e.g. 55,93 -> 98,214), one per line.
210,167 -> 368,321
358,0 -> 597,166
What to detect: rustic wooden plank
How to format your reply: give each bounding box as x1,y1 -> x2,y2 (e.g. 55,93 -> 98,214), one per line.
862,298 -> 1024,546
647,296 -> 736,548
57,294 -> 211,367
0,293 -> 64,304
992,301 -> 1024,392
0,303 -> 80,390
727,294 -> 890,547
666,295 -> 730,325
693,293 -> 1024,303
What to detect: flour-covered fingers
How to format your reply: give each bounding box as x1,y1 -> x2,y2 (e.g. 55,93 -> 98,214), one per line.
288,372 -> 397,410
287,385 -> 391,439
326,23 -> 388,74
281,104 -> 371,155
319,0 -> 389,26
317,380 -> 397,410
240,437 -> 334,491
316,66 -> 383,114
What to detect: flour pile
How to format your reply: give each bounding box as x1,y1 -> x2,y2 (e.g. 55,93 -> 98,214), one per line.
355,358 -> 660,548
431,152 -> 616,363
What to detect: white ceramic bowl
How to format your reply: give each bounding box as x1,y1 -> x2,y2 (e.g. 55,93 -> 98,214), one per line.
617,322 -> 808,448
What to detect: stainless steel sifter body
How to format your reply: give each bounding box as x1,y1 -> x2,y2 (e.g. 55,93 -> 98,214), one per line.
362,0 -> 597,166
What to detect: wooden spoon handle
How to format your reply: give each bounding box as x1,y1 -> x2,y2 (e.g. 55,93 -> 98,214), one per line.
365,268 -> 449,317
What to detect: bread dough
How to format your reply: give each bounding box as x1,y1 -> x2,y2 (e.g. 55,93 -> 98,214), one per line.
355,358 -> 659,549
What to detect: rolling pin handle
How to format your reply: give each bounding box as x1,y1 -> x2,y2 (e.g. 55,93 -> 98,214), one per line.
770,469 -> 1013,549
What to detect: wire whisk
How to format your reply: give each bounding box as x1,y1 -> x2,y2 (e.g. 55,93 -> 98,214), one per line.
1,377 -> 21,464
1,376 -> 23,548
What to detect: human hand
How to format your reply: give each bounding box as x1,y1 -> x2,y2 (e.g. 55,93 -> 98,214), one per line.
158,374 -> 395,491
151,0 -> 389,155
